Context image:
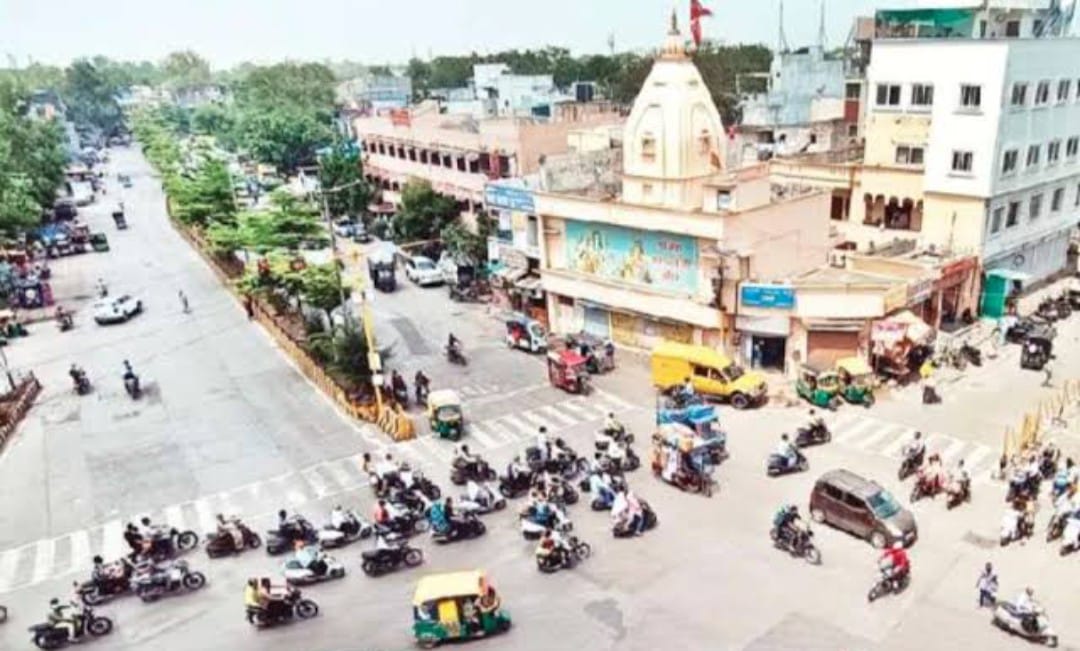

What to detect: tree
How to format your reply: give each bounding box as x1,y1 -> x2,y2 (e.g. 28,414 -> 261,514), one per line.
317,140 -> 371,218
170,158 -> 237,227
237,107 -> 332,174
297,263 -> 348,324
393,180 -> 458,242
64,59 -> 122,134
440,221 -> 487,262
208,189 -> 325,253
233,63 -> 336,114
0,81 -> 67,234
328,324 -> 372,386
162,50 -> 212,90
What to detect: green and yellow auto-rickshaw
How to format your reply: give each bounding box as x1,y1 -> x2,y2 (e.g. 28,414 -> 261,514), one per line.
426,389 -> 464,440
835,357 -> 875,407
795,361 -> 842,410
412,570 -> 511,648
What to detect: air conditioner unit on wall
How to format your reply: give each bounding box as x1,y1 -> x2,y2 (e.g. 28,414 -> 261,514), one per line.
828,249 -> 847,268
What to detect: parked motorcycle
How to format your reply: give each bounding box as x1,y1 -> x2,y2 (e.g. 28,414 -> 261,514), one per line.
250,587 -> 319,628
133,559 -> 206,602
770,525 -> 822,564
536,536 -> 591,573
29,607 -> 112,649
991,602 -> 1058,647
360,535 -> 424,577
205,523 -> 261,558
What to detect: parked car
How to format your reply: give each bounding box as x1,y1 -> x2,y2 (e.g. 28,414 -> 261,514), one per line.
93,295 -> 143,325
352,222 -> 371,243
53,199 -> 77,221
809,469 -> 917,548
332,218 -> 358,239
405,255 -> 444,286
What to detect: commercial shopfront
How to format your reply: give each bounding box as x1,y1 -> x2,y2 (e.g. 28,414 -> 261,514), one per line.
485,181 -> 547,324
736,284 -> 796,371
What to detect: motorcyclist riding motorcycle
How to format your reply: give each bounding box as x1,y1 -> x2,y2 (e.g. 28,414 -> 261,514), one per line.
46,597 -> 81,642
879,542 -> 910,584
122,360 -> 140,397
453,445 -> 481,475
1014,587 -> 1042,633
534,528 -> 568,566
414,371 -> 430,405
291,541 -> 328,577
773,504 -> 802,545
506,456 -> 529,484
946,460 -> 971,502
391,370 -> 408,404
589,471 -> 615,509
276,510 -> 313,543
216,513 -> 244,550
775,434 -> 800,470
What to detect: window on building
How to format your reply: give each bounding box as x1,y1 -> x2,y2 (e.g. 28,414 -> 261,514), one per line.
1034,19 -> 1044,34
1005,20 -> 1021,37
1048,140 -> 1062,164
959,84 -> 981,109
1035,80 -> 1051,106
895,145 -> 925,166
847,124 -> 859,137
1030,193 -> 1043,220
875,83 -> 901,107
1058,79 -> 1072,103
951,150 -> 974,173
456,156 -> 466,172
468,157 -> 479,173
1002,149 -> 1019,174
526,215 -> 539,248
1068,137 -> 1080,158
1052,187 -> 1065,212
1011,82 -> 1028,107
845,82 -> 860,100
642,183 -> 654,198
407,148 -> 417,162
1027,144 -> 1041,168
397,146 -> 406,158
1076,183 -> 1080,206
641,134 -> 657,162
1006,201 -> 1020,227
991,206 -> 1004,233
911,84 -> 934,108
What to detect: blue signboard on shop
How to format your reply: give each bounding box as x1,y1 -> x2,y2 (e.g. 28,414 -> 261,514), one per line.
484,183 -> 535,213
740,284 -> 796,309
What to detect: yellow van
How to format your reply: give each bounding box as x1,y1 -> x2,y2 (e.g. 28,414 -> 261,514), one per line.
650,341 -> 767,409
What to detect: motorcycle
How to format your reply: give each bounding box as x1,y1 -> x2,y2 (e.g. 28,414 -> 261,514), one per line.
596,426 -> 635,448
266,520 -> 318,556
536,536 -> 591,573
450,458 -> 497,485
498,471 -> 533,499
519,506 -> 572,540
1058,516 -> 1080,555
897,448 -> 925,481
458,486 -> 507,515
360,535 -> 424,577
767,451 -> 808,477
431,513 -> 487,544
407,472 -> 442,501
133,559 -> 207,602
29,607 -> 112,649
909,471 -> 942,502
380,508 -> 431,537
204,523 -> 262,558
316,511 -> 373,549
794,422 -> 831,448
526,447 -> 580,480
58,314 -> 74,332
770,525 -> 822,564
250,587 -> 319,628
1006,471 -> 1040,503
123,374 -> 141,399
991,603 -> 1058,647
144,528 -> 199,560
590,488 -> 615,511
612,501 -> 658,538
1000,509 -> 1034,546
446,345 -> 468,366
77,571 -> 132,606
591,447 -> 640,473
945,478 -> 971,510
543,476 -> 579,507
392,384 -> 409,408
867,566 -> 910,602
282,553 -> 346,585
73,373 -> 92,396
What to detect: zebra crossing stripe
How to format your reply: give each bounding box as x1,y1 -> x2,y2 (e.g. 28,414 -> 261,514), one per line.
498,415 -> 533,437
853,422 -> 901,451
964,446 -> 996,478
100,520 -> 126,561
558,399 -> 593,417
826,412 -> 860,433
302,467 -> 331,499
881,428 -> 916,459
413,435 -> 452,463
539,404 -> 576,426
938,438 -> 968,464
31,539 -> 54,585
325,459 -> 358,490
466,422 -> 498,448
0,547 -> 20,591
68,531 -> 91,573
835,418 -> 879,443
520,411 -> 556,433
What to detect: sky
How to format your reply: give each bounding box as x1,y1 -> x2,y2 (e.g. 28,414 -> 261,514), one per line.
0,0 -> 897,68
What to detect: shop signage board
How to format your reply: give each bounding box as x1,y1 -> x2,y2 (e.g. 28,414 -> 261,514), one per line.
740,284 -> 796,309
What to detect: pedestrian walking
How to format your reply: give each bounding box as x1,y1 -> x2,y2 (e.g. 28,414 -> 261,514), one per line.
977,562 -> 998,607
244,293 -> 254,320
752,340 -> 764,369
1042,359 -> 1053,387
178,290 -> 190,313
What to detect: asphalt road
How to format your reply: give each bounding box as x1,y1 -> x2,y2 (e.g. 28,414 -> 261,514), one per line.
2,145 -> 1079,650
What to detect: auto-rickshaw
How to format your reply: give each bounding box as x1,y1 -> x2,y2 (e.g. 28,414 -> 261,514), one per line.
655,402 -> 726,463
426,389 -> 464,440
90,232 -> 110,252
835,357 -> 875,407
1020,325 -> 1054,370
565,331 -> 614,374
412,570 -> 511,648
112,210 -> 127,230
547,349 -> 589,394
795,361 -> 842,410
505,315 -> 547,353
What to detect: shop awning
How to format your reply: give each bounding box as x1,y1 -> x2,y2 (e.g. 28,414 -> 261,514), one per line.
872,310 -> 933,345
986,268 -> 1032,282
802,318 -> 864,332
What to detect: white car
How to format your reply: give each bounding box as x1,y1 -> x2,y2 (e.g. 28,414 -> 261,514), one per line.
405,256 -> 444,286
93,295 -> 143,324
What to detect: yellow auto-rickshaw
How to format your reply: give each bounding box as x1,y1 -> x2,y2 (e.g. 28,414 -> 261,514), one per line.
426,389 -> 463,440
835,357 -> 875,407
412,570 -> 511,648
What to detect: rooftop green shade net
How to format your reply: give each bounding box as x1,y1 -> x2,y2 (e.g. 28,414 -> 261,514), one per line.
875,8 -> 975,39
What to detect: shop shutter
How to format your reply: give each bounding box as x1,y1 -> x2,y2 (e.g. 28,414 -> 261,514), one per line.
583,306 -> 610,338
611,312 -> 640,347
806,330 -> 859,366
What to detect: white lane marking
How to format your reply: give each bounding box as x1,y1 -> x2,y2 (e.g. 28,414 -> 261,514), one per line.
193,499 -> 217,536
853,423 -> 900,451
164,505 -> 186,531
100,520 -> 126,561
539,404 -> 577,426
414,435 -> 451,463
881,428 -> 916,459
69,531 -> 91,573
834,418 -> 880,444
325,459 -> 358,490
939,438 -> 968,464
498,415 -> 533,438
467,422 -> 498,448
0,548 -> 20,591
31,538 -> 55,584
595,389 -> 637,411
965,446 -> 997,481
520,411 -> 556,433
558,400 -> 593,417
302,467 -> 331,499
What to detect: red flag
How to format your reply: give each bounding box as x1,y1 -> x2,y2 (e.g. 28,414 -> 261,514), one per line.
691,0 -> 713,46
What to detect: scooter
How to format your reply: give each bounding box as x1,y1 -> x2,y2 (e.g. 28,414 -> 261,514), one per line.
612,502 -> 658,538
519,507 -> 572,540
991,603 -> 1058,647
457,485 -> 506,515
431,513 -> 486,544
132,559 -> 207,602
266,521 -> 319,556
282,553 -> 346,585
767,451 -> 808,477
535,536 -> 591,573
1058,515 -> 1080,555
1000,509 -> 1034,546
897,448 -> 925,481
795,422 -> 831,448
316,511 -> 373,549
205,523 -> 262,558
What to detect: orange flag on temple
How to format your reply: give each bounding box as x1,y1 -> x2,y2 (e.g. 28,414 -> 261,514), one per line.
690,0 -> 713,46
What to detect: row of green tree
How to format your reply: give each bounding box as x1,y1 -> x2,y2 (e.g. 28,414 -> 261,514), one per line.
0,80 -> 68,237
407,42 -> 771,123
